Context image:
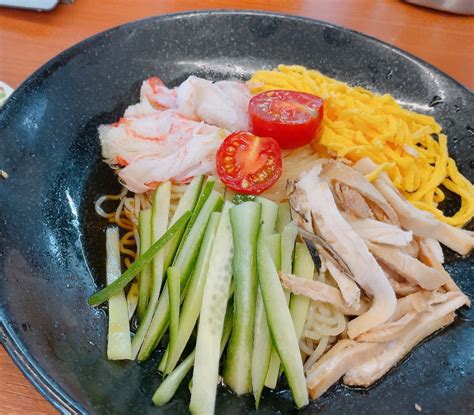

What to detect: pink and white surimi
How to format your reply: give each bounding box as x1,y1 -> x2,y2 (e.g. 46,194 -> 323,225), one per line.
99,75 -> 251,193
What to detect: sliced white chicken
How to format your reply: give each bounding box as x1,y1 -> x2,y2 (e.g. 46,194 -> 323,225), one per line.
367,242 -> 448,291
419,237 -> 444,264
319,159 -> 400,225
399,238 -> 420,258
279,272 -> 368,316
354,157 -> 474,255
322,256 -> 361,307
392,291 -> 429,319
356,312 -> 420,342
395,290 -> 468,316
342,212 -> 412,246
383,266 -> 419,297
344,313 -> 454,387
306,340 -> 385,399
343,292 -> 469,387
289,165 -> 397,339
333,182 -> 375,219
419,239 -> 460,292
353,290 -> 456,343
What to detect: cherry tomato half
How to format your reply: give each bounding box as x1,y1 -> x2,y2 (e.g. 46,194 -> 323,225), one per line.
248,90 -> 324,149
216,131 -> 282,195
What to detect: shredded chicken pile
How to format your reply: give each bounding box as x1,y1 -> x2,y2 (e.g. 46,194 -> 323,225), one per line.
286,157 -> 472,399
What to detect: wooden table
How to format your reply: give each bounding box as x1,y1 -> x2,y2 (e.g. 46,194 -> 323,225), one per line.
0,1 -> 473,413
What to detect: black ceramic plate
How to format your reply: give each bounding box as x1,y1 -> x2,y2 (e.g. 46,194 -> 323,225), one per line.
1,10 -> 473,415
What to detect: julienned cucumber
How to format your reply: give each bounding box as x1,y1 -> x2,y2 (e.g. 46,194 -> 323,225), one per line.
173,178 -> 215,262
251,198 -> 279,407
151,181 -> 172,302
164,212 -> 220,373
163,176 -> 204,270
189,202 -> 234,415
265,221 -> 297,388
290,242 -> 315,339
88,211 -> 192,307
138,191 -> 223,361
266,234 -> 281,268
264,233 -> 283,389
153,349 -> 195,406
137,209 -> 153,321
105,227 -> 132,360
281,221 -> 298,274
173,189 -> 222,283
152,302 -> 234,407
257,226 -> 309,409
251,289 -> 271,408
255,196 -> 278,236
129,183 -> 172,358
275,202 -> 291,233
126,281 -> 139,321
167,266 -> 181,366
224,201 -> 261,395
188,285 -> 234,393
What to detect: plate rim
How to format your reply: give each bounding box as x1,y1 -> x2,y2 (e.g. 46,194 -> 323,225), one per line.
0,9 -> 472,414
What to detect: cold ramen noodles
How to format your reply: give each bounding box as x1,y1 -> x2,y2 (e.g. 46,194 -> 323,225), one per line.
89,65 -> 473,414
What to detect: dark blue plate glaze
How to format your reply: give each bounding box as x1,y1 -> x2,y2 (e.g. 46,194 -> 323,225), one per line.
0,10 -> 473,415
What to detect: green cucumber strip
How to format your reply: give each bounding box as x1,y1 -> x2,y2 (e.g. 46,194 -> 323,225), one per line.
252,288 -> 271,408
129,183 -> 172,358
264,233 -> 283,390
224,201 -> 261,395
137,290 -> 169,361
173,190 -> 222,284
255,196 -> 278,236
264,350 -> 280,389
265,221 -> 298,388
153,350 -> 195,406
105,227 -> 132,360
275,202 -> 291,233
257,226 -> 308,408
252,200 -> 280,402
126,280 -> 139,320
188,280 -> 235,393
279,222 -> 298,379
163,176 -> 204,269
153,301 -> 233,406
188,265 -> 234,395
220,301 -> 234,355
138,192 -> 223,361
173,178 -> 215,261
158,348 -> 169,373
167,266 -> 180,364
189,202 -> 234,415
290,242 -> 315,340
88,211 -> 191,306
151,181 -> 172,301
164,213 -> 221,374
281,221 -> 298,274
137,209 -> 153,321
266,234 -> 281,269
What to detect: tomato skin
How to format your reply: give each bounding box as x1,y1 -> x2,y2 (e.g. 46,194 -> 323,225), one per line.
216,131 -> 282,195
249,90 -> 324,149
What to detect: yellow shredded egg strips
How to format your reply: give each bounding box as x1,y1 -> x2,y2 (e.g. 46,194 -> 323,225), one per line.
249,65 -> 474,227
